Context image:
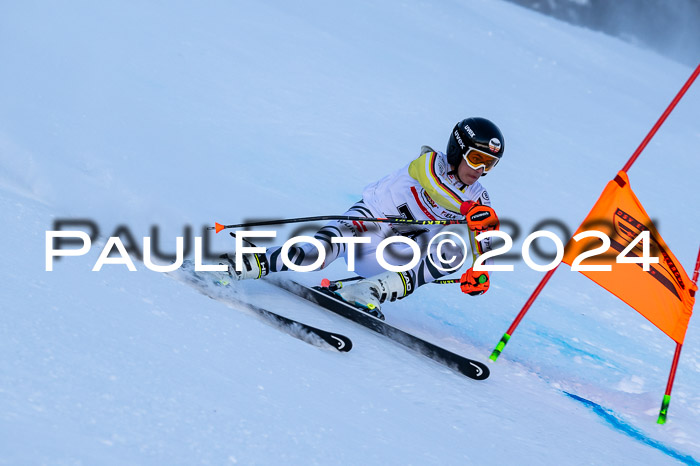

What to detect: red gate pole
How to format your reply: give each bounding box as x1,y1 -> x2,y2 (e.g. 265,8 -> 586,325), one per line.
621,64 -> 700,173
657,245 -> 700,424
490,266 -> 559,361
657,343 -> 684,424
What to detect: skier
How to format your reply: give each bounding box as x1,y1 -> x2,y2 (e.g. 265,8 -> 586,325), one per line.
224,117 -> 504,318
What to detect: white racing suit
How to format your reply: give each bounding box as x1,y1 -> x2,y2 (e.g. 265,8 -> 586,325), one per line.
264,147 -> 494,289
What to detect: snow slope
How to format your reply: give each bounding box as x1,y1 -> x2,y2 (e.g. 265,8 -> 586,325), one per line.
1,0 -> 699,464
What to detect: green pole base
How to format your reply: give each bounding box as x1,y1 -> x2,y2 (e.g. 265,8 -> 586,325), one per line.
490,333 -> 511,361
657,394 -> 671,424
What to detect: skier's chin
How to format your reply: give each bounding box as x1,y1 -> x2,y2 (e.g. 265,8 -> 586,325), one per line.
461,174 -> 478,185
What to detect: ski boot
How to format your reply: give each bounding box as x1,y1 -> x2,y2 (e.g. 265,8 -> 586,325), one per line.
219,252 -> 270,281
332,270 -> 414,320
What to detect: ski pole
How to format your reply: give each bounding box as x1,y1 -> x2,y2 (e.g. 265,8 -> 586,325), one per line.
321,276 -> 460,290
211,202 -> 478,232
210,216 -> 470,233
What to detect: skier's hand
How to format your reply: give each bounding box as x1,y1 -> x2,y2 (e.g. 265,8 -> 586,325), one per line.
460,267 -> 489,296
463,203 -> 499,232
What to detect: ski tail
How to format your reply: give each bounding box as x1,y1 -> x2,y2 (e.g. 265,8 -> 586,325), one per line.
170,261 -> 352,352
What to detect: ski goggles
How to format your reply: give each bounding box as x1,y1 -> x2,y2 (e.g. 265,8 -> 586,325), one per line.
462,147 -> 500,172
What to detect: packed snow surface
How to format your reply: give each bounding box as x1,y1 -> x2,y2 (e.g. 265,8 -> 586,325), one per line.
1,0 -> 699,464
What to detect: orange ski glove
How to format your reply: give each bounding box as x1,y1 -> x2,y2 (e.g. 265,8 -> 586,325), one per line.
460,267 -> 490,296
461,202 -> 499,232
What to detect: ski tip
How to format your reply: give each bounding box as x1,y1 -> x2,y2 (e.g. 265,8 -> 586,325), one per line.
467,362 -> 490,380
333,335 -> 353,352
320,278 -> 331,288
215,222 -> 225,233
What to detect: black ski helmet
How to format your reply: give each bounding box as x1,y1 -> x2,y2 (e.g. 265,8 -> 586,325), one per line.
446,117 -> 505,172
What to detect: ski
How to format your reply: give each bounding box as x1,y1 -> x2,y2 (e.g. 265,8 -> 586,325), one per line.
170,261 -> 352,352
268,277 -> 489,380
